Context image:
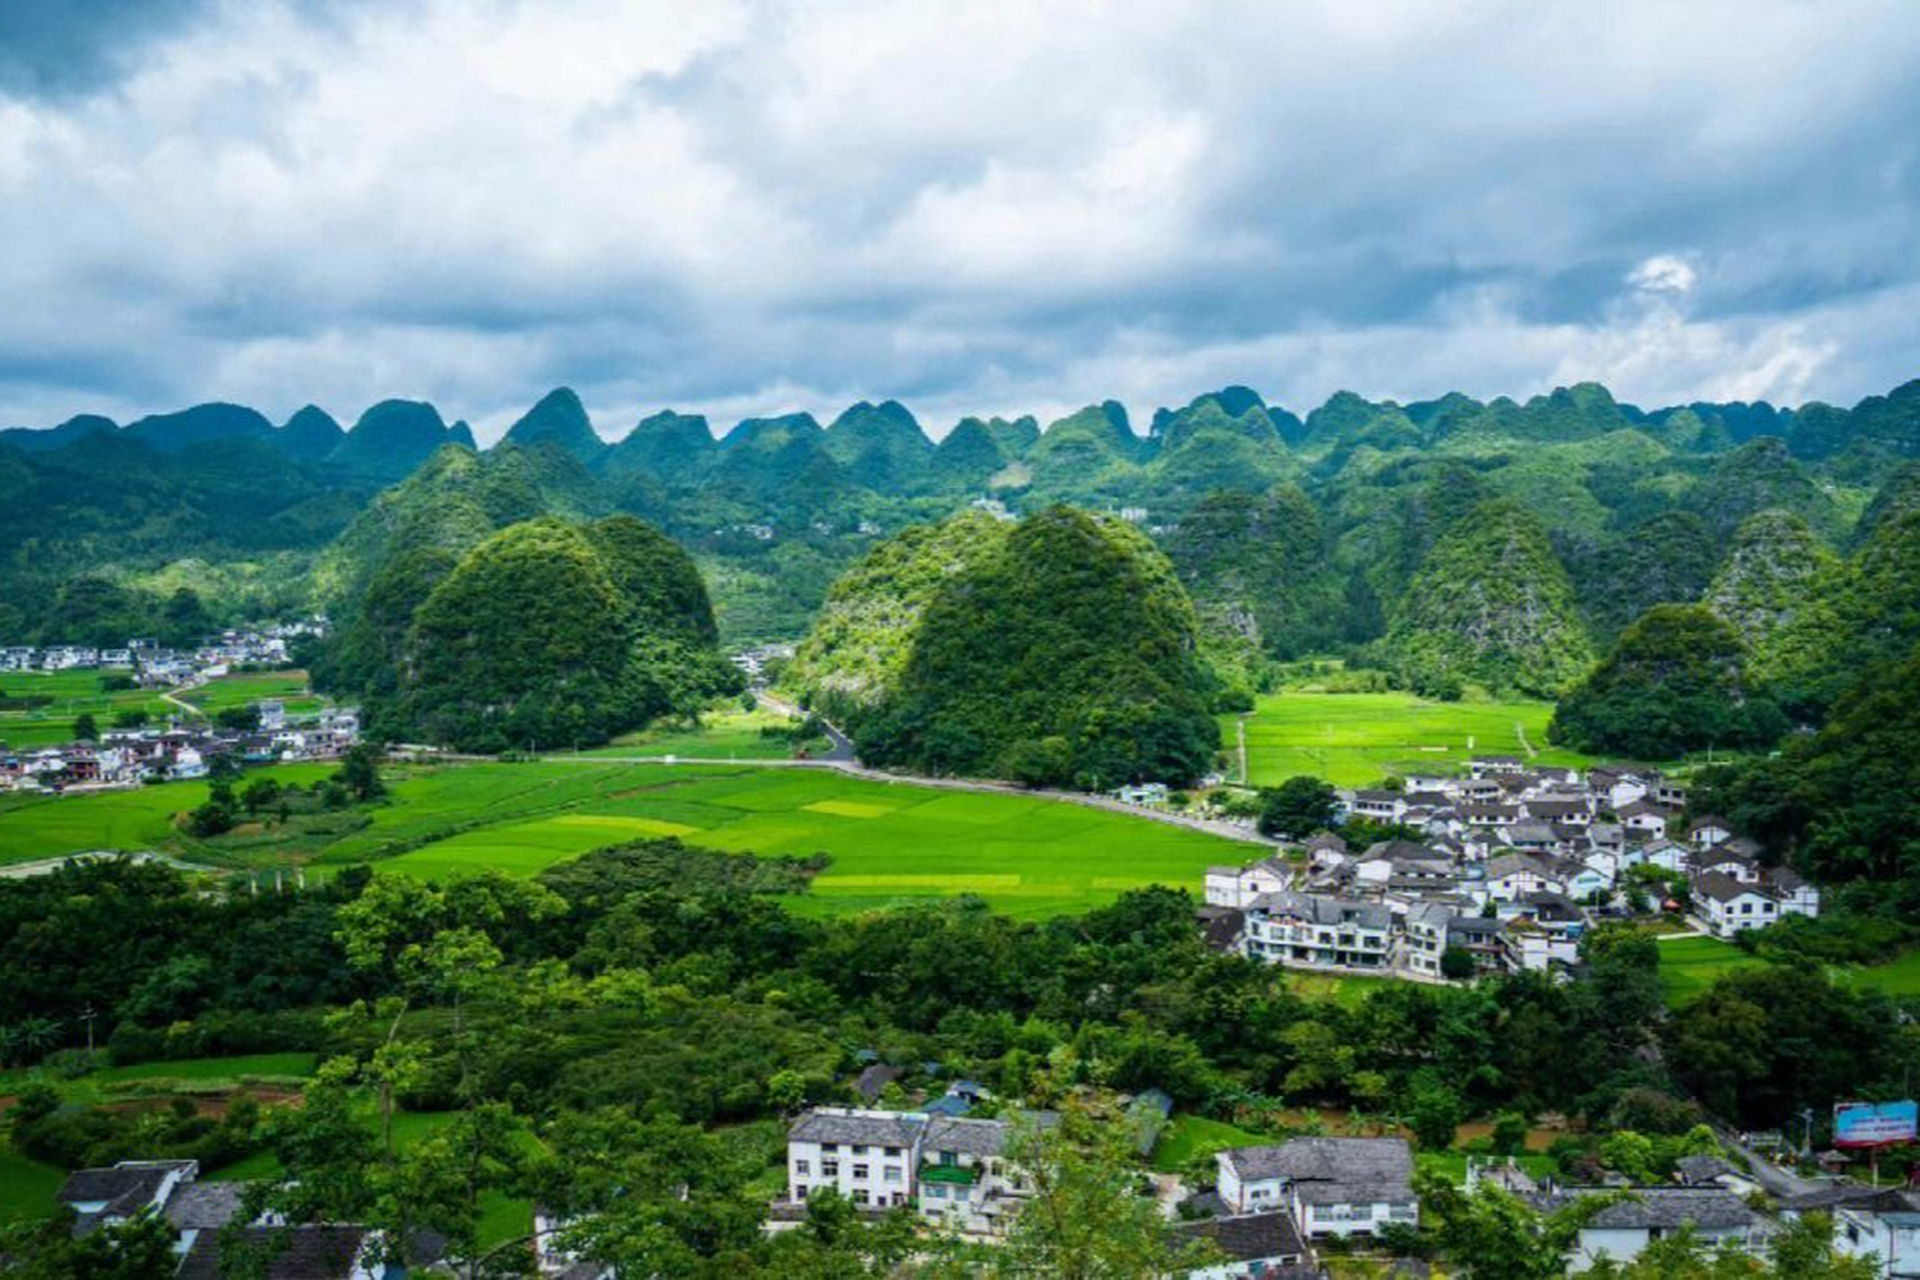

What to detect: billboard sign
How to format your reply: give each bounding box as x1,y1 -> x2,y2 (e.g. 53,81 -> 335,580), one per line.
1834,1100 -> 1918,1148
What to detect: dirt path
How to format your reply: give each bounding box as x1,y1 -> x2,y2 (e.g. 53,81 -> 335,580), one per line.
1515,720 -> 1537,758
1237,715 -> 1250,785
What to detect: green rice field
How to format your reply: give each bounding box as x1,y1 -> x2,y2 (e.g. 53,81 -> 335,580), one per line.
0,763 -> 335,867
577,705 -> 813,761
1655,934 -> 1766,1005
1229,690 -> 1598,787
0,759 -> 1262,918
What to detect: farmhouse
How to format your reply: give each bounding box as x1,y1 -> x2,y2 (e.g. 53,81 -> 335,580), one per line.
1241,891 -> 1394,970
1695,872 -> 1780,938
1215,1137 -> 1417,1239
1171,1210 -> 1316,1279
1532,1187 -> 1764,1271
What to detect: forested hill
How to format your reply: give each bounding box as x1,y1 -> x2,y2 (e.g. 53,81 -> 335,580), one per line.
3,376 -> 1917,651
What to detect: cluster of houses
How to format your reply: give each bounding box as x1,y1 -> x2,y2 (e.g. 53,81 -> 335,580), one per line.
1199,760 -> 1820,983
1,621 -> 325,685
49,1159 -> 387,1279
1,705 -> 360,794
52,1124 -> 1920,1278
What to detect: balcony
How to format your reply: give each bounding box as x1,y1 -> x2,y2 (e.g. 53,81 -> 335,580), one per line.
920,1163 -> 979,1187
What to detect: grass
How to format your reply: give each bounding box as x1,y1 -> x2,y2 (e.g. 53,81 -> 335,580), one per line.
1283,970 -> 1402,1008
356,763 -> 1262,919
179,671 -> 323,717
1838,947 -> 1920,997
580,705 -> 815,761
1150,1114 -> 1271,1172
0,1146 -> 62,1223
0,763 -> 336,868
89,1053 -> 317,1086
0,747 -> 1264,917
1228,690 -> 1598,787
1656,934 -> 1767,1006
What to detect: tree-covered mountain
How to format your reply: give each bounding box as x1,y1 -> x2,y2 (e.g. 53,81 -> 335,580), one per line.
784,510 -> 1011,723
1385,498 -> 1592,697
813,506 -> 1220,787
6,373 -> 1918,670
327,399 -> 477,483
369,516 -> 736,751
1549,604 -> 1784,758
499,387 -> 606,465
821,400 -> 933,493
1705,509 -> 1839,681
1163,485 -> 1343,662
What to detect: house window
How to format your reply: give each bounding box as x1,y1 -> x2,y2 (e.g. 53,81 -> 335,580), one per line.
794,1160 -> 809,1175
852,1189 -> 869,1205
822,1160 -> 839,1176
852,1164 -> 869,1180
885,1146 -> 901,1157
926,1186 -> 945,1201
852,1145 -> 868,1155
884,1167 -> 902,1184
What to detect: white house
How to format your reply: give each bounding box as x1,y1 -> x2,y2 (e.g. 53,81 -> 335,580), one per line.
916,1113 -> 1056,1235
1241,892 -> 1394,971
1484,853 -> 1562,902
785,1108 -> 923,1209
1215,1137 -> 1417,1239
1543,1187 -> 1762,1272
1828,1188 -> 1920,1278
1204,857 -> 1294,909
1695,872 -> 1779,938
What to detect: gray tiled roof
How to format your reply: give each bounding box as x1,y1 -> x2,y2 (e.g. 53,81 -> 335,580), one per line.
175,1226 -> 371,1280
1533,1187 -> 1757,1231
788,1110 -> 926,1148
165,1180 -> 248,1230
1221,1137 -> 1414,1205
1248,890 -> 1391,930
1170,1209 -> 1310,1264
923,1111 -> 1059,1159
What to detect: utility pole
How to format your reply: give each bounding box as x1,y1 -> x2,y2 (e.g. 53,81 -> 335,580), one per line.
78,1004 -> 97,1054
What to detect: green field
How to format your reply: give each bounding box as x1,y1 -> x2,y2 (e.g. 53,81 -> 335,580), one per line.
0,758 -> 1260,917
1149,1114 -> 1271,1172
179,671 -> 323,717
0,1146 -> 62,1223
0,669 -> 320,750
1839,947 -> 1920,997
0,763 -> 335,868
1656,934 -> 1767,1005
1229,691 -> 1598,787
367,764 -> 1261,918
579,705 -> 815,761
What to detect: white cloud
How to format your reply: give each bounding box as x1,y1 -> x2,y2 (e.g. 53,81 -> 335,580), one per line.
1,0 -> 1918,436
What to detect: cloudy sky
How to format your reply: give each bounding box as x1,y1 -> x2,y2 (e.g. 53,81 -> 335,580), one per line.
2,0 -> 1918,441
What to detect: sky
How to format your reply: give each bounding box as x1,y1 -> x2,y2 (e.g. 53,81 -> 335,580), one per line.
2,0 -> 1918,443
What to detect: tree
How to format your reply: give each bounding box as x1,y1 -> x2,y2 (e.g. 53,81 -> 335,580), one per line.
1440,946 -> 1478,981
71,713 -> 97,742
1408,1073 -> 1464,1151
995,1108 -> 1216,1278
1257,775 -> 1339,839
1549,604 -> 1784,758
1415,1170 -> 1613,1280
335,743 -> 386,804
215,704 -> 261,733
0,1206 -> 180,1278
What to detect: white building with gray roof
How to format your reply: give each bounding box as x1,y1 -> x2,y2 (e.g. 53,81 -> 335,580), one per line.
1215,1137 -> 1416,1239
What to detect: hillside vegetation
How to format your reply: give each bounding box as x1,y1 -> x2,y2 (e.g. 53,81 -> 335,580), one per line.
808,507 -> 1221,787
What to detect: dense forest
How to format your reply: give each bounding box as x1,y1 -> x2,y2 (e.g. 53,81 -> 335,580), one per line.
5,377 -> 1918,655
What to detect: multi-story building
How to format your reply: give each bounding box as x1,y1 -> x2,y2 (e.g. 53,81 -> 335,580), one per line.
1241,891 -> 1394,970
783,1107 -> 1056,1233
1215,1137 -> 1418,1239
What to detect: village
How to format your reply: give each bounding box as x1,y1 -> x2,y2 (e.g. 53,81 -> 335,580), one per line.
1188,757 -> 1823,984
0,622 -> 360,794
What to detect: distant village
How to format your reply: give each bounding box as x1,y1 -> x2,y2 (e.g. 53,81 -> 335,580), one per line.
0,621 -> 360,795
1195,758 -> 1819,984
